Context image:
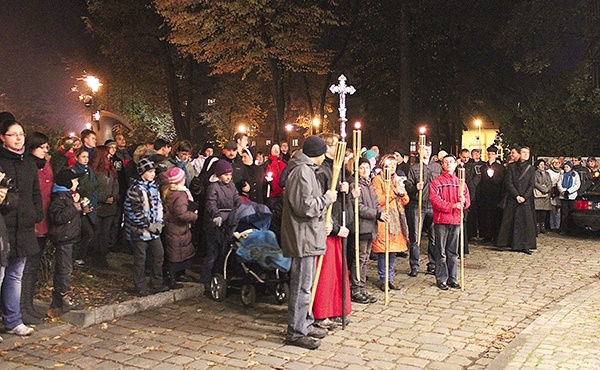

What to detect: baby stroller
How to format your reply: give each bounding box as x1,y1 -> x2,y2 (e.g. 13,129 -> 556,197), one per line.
210,201 -> 291,307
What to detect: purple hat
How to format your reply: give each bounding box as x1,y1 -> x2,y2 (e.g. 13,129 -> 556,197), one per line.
214,160 -> 233,177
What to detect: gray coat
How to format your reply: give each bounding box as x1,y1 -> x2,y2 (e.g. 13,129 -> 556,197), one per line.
534,169 -> 552,211
351,176 -> 382,240
280,150 -> 332,258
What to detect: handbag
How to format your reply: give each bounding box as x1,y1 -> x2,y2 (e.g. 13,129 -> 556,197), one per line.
533,188 -> 547,198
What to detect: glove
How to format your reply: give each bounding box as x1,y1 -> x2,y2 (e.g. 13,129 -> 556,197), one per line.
187,201 -> 198,213
148,222 -> 163,234
213,217 -> 223,227
563,191 -> 569,198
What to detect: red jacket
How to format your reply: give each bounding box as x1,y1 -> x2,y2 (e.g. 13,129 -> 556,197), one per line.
429,171 -> 470,225
264,154 -> 286,198
35,160 -> 54,236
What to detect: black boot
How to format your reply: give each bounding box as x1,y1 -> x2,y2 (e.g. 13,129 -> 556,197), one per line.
21,253 -> 45,324
539,223 -> 546,234
164,270 -> 183,290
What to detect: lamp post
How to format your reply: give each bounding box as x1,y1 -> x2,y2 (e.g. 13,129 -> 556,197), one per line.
474,119 -> 482,153
285,123 -> 293,147
311,117 -> 321,136
84,75 -> 102,130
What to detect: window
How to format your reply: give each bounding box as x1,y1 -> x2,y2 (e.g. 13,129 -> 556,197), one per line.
292,139 -> 299,148
266,139 -> 272,146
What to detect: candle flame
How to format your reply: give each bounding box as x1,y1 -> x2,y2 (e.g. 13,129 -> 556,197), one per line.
419,126 -> 426,135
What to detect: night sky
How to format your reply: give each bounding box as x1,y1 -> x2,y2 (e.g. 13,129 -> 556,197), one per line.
0,0 -> 94,132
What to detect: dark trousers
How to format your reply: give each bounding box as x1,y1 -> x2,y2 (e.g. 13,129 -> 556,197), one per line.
201,225 -> 224,286
407,204 -> 435,271
131,239 -> 164,290
53,243 -> 74,294
433,224 -> 460,284
90,215 -> 113,259
478,206 -> 503,241
75,216 -> 94,260
560,199 -> 575,232
466,200 -> 479,239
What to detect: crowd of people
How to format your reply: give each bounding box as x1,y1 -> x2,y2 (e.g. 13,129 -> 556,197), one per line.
0,109 -> 597,347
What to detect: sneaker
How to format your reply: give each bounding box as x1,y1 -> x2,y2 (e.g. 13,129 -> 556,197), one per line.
308,326 -> 328,339
74,259 -> 87,269
284,336 -> 321,350
7,324 -> 34,336
314,318 -> 338,330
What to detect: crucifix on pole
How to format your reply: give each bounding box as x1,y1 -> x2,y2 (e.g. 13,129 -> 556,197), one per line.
330,74 -> 355,329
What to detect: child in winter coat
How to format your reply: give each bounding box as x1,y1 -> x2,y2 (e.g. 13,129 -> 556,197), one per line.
124,158 -> 168,296
201,160 -> 242,294
48,168 -> 86,313
350,158 -> 389,304
162,167 -> 198,289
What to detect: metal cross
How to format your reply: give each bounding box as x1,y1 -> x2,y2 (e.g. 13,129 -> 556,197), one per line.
330,74 -> 356,138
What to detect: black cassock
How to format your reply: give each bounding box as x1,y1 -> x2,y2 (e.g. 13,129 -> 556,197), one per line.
496,161 -> 537,251
477,161 -> 505,241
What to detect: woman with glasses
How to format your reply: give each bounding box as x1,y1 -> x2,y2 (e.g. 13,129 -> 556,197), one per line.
0,119 -> 43,336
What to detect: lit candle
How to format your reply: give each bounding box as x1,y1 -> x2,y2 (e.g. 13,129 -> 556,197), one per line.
265,171 -> 273,198
487,168 -> 494,178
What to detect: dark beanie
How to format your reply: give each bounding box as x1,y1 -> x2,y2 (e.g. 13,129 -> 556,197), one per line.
55,168 -> 83,189
214,159 -> 233,177
358,157 -> 371,167
303,136 -> 327,158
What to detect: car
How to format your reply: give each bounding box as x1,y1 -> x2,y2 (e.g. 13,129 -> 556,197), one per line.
571,181 -> 600,232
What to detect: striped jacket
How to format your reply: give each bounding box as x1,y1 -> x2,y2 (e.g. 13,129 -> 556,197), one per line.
124,178 -> 164,241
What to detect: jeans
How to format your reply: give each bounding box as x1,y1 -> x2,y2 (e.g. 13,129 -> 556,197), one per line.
287,255 -> 316,341
131,239 -> 164,290
0,257 -> 27,330
433,224 -> 460,284
201,225 -> 225,286
75,216 -> 94,260
53,243 -> 74,294
560,200 -> 574,232
550,205 -> 561,230
407,204 -> 435,271
377,252 -> 396,283
90,215 -> 114,258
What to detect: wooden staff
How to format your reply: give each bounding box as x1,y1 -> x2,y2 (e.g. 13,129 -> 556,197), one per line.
417,130 -> 426,247
353,126 -> 361,281
384,163 -> 392,305
309,140 -> 347,314
458,167 -> 466,291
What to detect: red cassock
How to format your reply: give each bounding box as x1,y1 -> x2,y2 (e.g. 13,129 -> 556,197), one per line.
312,236 -> 352,320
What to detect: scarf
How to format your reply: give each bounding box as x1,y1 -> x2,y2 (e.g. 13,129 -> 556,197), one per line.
561,170 -> 574,190
30,154 -> 47,169
169,183 -> 194,202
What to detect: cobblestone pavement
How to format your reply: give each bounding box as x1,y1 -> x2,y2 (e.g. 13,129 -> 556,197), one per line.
1,233 -> 599,369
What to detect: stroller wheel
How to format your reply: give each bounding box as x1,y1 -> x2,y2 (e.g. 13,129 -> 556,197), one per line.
211,274 -> 227,301
240,284 -> 257,307
274,282 -> 289,305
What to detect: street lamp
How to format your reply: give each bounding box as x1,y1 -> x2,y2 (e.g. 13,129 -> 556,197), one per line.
311,117 -> 321,135
238,124 -> 247,134
285,124 -> 293,147
474,119 -> 482,153
83,75 -> 102,129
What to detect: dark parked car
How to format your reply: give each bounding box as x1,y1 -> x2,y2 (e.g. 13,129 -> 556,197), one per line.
572,181 -> 600,231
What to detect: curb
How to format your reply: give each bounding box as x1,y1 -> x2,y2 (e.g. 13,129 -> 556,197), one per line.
33,284 -> 202,328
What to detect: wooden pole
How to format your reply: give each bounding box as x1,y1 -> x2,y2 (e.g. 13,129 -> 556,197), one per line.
353,128 -> 361,282
384,164 -> 392,305
417,133 -> 426,247
458,167 -> 465,292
